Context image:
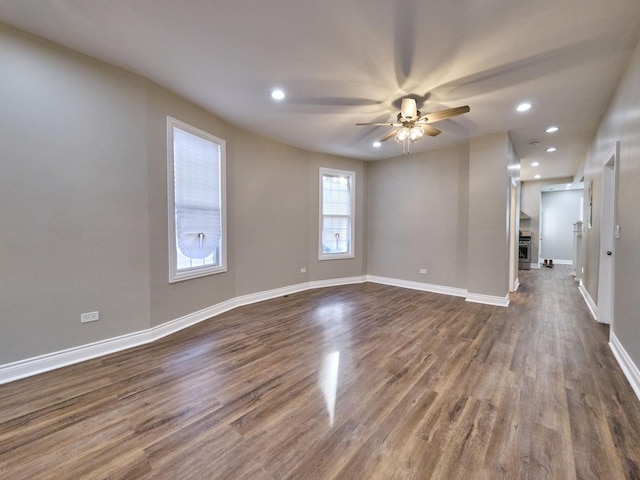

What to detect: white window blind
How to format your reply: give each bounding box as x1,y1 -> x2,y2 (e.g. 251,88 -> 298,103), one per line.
168,117 -> 226,282
320,168 -> 355,259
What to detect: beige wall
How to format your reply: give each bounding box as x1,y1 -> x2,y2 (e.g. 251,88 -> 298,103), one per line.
0,25 -> 151,363
467,133 -> 512,298
582,35 -> 640,365
366,145 -> 469,289
0,24 -> 366,363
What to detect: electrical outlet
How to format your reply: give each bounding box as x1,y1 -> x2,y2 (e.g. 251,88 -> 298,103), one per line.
300,267 -> 307,273
81,311 -> 100,323
419,268 -> 427,274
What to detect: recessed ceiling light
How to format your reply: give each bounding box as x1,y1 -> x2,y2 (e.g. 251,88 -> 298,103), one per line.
534,174 -> 541,179
517,102 -> 532,112
546,126 -> 559,133
546,147 -> 557,153
531,161 -> 540,167
566,183 -> 572,187
271,89 -> 285,100
373,141 -> 382,148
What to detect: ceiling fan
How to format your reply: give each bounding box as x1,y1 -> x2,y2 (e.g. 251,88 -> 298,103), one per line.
356,98 -> 470,154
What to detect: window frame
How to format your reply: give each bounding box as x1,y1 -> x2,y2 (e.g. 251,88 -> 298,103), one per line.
167,116 -> 227,283
319,167 -> 356,260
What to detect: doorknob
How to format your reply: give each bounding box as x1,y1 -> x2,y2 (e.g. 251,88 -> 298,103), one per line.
607,251 -> 612,256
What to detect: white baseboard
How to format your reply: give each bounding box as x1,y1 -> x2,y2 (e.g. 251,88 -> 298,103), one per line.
530,263 -> 540,269
610,332 -> 640,402
465,293 -> 510,307
549,259 -> 572,265
578,280 -> 598,321
536,259 -> 572,266
0,328 -> 157,386
366,275 -> 509,307
1,274 -> 508,385
366,275 -> 467,299
309,276 -> 368,290
0,276 -> 364,385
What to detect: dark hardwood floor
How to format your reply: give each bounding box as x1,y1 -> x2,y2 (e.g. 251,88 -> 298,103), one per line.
1,266 -> 639,479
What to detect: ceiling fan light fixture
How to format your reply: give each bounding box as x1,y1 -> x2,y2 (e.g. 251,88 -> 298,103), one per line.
394,127 -> 411,143
400,98 -> 418,119
372,141 -> 382,148
409,126 -> 424,143
355,99 -> 469,154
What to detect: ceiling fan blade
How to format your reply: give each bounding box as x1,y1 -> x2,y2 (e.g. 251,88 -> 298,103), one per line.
400,98 -> 418,119
421,125 -> 442,137
420,105 -> 470,123
356,122 -> 402,126
380,129 -> 400,142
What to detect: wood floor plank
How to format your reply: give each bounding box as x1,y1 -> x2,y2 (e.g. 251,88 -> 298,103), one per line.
1,266 -> 639,479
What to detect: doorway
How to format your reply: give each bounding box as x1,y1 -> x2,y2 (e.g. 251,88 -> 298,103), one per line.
596,142 -> 619,325
539,185 -> 583,264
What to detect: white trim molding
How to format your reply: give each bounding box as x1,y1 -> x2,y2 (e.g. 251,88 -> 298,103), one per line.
0,329 -> 156,386
465,293 -> 510,307
578,280 -> 598,321
549,259 -> 573,265
366,275 -> 467,299
0,274 -> 507,385
366,275 -> 509,307
1,276 -> 369,384
530,263 -> 541,269
610,332 -> 640,402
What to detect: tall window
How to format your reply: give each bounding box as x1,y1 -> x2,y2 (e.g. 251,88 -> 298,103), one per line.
167,117 -> 226,282
319,168 -> 355,260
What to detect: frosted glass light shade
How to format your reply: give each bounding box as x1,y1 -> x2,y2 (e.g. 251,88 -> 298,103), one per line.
394,127 -> 410,143
409,127 -> 424,143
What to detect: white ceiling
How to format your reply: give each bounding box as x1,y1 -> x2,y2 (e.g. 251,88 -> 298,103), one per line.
1,1 -> 639,181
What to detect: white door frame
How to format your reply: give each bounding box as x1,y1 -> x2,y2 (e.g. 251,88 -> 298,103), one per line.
596,142 -> 619,325
509,179 -> 519,292
538,189 -> 543,265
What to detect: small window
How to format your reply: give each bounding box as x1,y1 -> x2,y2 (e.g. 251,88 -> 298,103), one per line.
167,117 -> 226,282
319,168 -> 355,260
